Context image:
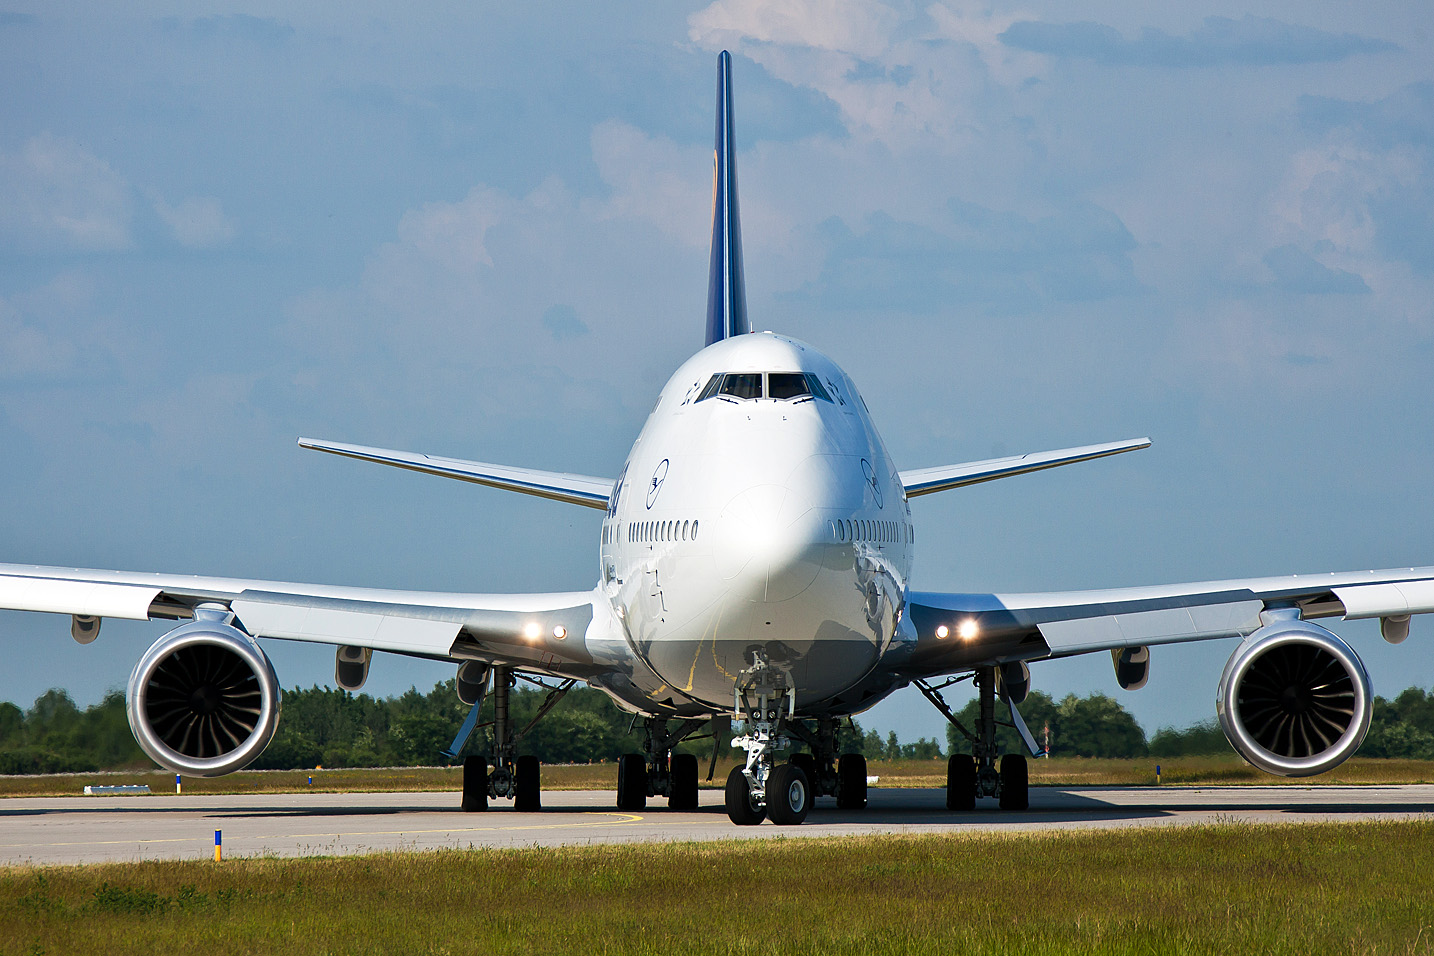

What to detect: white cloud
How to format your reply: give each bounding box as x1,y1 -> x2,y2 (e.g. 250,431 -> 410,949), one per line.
689,0 -> 900,58
393,188 -> 504,272
587,121 -> 710,248
0,133 -> 132,251
153,195 -> 236,248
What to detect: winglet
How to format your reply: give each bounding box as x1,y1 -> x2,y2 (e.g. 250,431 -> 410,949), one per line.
705,50 -> 750,347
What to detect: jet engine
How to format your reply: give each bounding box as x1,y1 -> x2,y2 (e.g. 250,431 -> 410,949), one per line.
1216,619 -> 1371,777
126,617 -> 281,777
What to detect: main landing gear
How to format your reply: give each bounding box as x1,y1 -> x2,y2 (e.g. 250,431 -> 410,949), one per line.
721,654 -> 869,825
461,665 -> 574,812
917,665 -> 1032,812
615,716 -> 708,811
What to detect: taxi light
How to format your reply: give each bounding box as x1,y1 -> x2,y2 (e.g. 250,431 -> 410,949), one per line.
957,619 -> 979,641
553,625 -> 567,640
935,624 -> 950,640
522,622 -> 541,641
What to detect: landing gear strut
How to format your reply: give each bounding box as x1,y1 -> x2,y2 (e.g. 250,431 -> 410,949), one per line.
917,666 -> 1029,812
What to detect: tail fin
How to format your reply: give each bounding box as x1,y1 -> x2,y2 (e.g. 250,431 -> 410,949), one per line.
705,50 -> 750,347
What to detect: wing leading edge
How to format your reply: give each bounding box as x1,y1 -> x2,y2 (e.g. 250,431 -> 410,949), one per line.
902,565 -> 1434,677
298,438 -> 613,510
0,562 -> 605,673
899,438 -> 1151,498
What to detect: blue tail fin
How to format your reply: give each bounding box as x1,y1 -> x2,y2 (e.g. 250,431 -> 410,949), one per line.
705,51 -> 750,347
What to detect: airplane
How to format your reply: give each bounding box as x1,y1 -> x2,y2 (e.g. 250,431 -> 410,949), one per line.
4,51 -> 1434,826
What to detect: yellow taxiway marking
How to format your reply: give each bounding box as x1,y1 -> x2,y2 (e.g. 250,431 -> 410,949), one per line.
0,811 -> 647,849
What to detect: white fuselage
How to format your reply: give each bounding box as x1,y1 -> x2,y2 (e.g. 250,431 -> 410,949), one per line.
597,333 -> 915,716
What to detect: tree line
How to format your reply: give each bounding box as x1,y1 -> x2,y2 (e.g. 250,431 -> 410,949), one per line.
5,681 -> 1434,774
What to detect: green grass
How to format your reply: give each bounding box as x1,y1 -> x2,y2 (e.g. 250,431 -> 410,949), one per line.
3,821 -> 1432,954
7,756 -> 1434,798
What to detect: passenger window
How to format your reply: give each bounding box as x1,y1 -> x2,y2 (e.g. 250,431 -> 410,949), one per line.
719,372 -> 762,400
767,372 -> 811,400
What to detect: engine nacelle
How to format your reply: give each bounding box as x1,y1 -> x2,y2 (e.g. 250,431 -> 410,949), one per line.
999,661 -> 1030,705
1216,620 -> 1371,777
126,619 -> 281,777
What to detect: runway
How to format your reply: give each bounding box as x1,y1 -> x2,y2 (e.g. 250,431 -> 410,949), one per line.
4,785 -> 1433,865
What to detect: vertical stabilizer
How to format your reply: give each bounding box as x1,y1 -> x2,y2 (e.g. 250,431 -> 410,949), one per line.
705,51 -> 750,346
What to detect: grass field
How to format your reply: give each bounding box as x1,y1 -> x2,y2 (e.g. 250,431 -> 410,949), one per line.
6,755 -> 1434,798
2,821 -> 1431,954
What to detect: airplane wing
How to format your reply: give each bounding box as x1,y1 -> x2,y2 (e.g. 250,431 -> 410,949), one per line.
0,562 -> 604,674
298,438 -> 614,510
899,438 -> 1151,498
902,565 -> 1434,674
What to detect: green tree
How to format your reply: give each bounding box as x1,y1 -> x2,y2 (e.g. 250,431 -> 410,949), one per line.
944,690 -> 1147,759
1149,719 -> 1232,757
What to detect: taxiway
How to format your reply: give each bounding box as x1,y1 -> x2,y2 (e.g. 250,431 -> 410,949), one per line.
3,785 -> 1432,865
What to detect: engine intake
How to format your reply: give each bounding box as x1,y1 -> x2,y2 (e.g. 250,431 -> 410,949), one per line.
126,619 -> 281,777
1217,620 -> 1371,777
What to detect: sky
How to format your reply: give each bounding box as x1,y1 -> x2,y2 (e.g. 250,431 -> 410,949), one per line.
2,1 -> 1432,750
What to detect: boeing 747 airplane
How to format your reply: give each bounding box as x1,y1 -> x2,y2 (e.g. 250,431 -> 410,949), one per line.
5,53 -> 1434,824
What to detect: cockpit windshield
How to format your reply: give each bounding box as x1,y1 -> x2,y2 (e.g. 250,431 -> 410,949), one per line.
718,372 -> 763,400
696,371 -> 835,403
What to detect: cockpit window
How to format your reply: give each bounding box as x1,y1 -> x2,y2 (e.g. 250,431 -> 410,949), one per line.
767,372 -> 810,400
696,371 -> 837,403
695,374 -> 723,403
718,372 -> 763,399
803,373 -> 833,402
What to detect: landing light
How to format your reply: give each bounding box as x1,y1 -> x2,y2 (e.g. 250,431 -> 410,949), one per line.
522,622 -> 541,641
935,624 -> 950,640
553,625 -> 567,640
957,619 -> 979,641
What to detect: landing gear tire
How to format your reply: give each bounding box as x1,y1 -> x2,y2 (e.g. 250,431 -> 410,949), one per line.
461,756 -> 488,812
669,753 -> 699,811
999,754 -> 1029,811
617,753 -> 647,811
836,753 -> 867,810
789,752 -> 817,784
724,766 -> 766,825
947,754 -> 976,811
766,763 -> 811,825
514,755 -> 541,811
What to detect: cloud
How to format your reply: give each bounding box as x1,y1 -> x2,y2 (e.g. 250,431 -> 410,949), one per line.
153,196 -> 235,248
158,14 -> 294,47
0,134 -> 132,252
542,305 -> 589,341
1294,83 -> 1434,275
790,199 -> 1140,312
1263,245 -> 1370,295
689,0 -> 900,59
999,15 -> 1396,68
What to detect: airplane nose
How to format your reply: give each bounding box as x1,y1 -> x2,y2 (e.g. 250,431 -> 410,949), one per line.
712,483 -> 825,603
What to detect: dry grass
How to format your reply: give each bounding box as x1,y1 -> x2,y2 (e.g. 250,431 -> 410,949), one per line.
3,821 -> 1433,954
7,756 -> 1434,798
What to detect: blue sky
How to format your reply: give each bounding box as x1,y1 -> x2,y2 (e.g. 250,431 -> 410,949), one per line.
2,1 -> 1432,748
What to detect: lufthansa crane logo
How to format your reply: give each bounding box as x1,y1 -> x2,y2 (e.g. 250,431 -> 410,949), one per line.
861,458 -> 883,509
646,459 -> 669,509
